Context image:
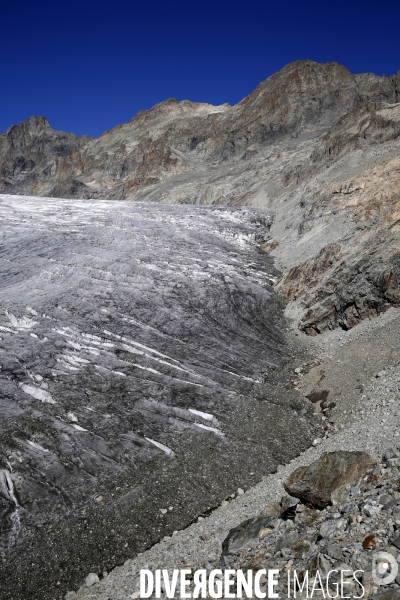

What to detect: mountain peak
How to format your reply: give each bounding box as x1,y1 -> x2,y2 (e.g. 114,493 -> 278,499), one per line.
6,115 -> 52,136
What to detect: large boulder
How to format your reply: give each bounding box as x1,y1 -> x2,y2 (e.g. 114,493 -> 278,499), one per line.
284,451 -> 377,508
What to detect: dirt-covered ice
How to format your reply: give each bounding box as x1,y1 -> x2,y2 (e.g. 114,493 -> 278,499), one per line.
0,195 -> 317,599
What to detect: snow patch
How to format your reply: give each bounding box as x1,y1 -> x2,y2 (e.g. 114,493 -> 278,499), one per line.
188,408 -> 214,421
194,423 -> 224,436
72,424 -> 88,432
26,440 -> 49,453
20,384 -> 56,404
145,438 -> 175,457
6,311 -> 37,330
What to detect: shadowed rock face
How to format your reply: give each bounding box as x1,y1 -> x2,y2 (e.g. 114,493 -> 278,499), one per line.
0,195 -> 318,598
0,116 -> 87,192
1,60 -> 400,335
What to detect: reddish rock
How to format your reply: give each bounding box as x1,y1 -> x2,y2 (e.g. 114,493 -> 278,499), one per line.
284,451 -> 377,508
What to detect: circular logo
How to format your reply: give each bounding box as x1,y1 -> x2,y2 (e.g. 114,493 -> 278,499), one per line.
372,552 -> 398,585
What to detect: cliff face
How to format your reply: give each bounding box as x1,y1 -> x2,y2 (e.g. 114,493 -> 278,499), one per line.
1,60 -> 400,334
274,101 -> 400,334
0,116 -> 87,193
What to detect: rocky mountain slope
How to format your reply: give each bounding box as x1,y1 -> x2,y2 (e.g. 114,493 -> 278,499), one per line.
1,61 -> 399,202
1,60 -> 399,335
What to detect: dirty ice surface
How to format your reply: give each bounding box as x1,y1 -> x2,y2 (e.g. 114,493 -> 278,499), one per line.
0,195 -> 285,553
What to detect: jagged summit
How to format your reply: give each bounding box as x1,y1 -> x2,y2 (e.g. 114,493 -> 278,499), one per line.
128,97 -> 230,126
0,115 -> 85,186
6,115 -> 51,134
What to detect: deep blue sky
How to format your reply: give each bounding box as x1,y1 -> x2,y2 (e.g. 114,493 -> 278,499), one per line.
1,0 -> 399,138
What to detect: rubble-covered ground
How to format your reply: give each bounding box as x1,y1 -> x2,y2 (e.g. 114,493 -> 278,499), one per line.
72,308 -> 400,600
218,450 -> 400,600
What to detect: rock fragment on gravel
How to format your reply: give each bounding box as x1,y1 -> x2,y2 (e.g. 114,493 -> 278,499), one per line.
283,450 -> 377,507
85,573 -> 99,587
221,515 -> 276,557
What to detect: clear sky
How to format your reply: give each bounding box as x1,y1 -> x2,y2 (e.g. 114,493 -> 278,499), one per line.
1,0 -> 399,138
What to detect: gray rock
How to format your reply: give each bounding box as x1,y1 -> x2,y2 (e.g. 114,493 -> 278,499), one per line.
281,494 -> 300,513
290,539 -> 312,557
325,543 -> 343,560
374,589 -> 400,600
384,448 -> 400,460
262,502 -> 282,518
307,552 -> 333,576
393,508 -> 400,524
391,536 -> 400,550
320,518 -> 347,539
363,504 -> 381,517
221,515 -> 275,556
339,501 -> 359,513
85,573 -> 99,587
275,531 -> 299,553
380,493 -> 393,505
331,484 -> 350,506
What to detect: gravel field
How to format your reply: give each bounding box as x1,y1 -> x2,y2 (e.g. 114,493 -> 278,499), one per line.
70,308 -> 400,599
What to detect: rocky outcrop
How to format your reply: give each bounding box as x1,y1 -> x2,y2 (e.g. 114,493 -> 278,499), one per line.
221,515 -> 276,556
283,451 -> 377,508
275,140 -> 400,334
310,103 -> 400,165
0,116 -> 87,194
